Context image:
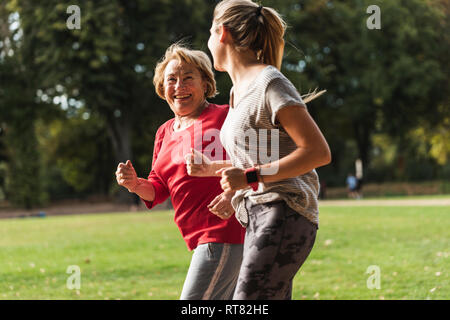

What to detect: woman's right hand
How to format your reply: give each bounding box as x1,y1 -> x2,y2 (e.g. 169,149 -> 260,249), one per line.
185,148 -> 214,177
116,160 -> 139,192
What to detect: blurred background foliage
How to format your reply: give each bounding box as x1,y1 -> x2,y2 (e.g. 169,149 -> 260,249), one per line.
0,0 -> 448,208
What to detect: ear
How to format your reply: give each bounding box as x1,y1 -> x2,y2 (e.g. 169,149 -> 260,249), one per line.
219,25 -> 228,43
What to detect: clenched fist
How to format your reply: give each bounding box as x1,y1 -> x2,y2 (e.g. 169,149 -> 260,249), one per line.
185,148 -> 214,177
216,167 -> 248,192
116,160 -> 138,192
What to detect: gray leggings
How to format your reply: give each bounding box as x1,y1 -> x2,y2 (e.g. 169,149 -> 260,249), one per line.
180,242 -> 243,300
233,199 -> 317,300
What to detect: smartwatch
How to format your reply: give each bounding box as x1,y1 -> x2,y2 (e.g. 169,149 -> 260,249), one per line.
244,167 -> 259,191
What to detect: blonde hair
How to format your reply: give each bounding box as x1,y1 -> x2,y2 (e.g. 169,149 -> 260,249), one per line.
213,0 -> 286,70
213,0 -> 326,103
153,43 -> 218,100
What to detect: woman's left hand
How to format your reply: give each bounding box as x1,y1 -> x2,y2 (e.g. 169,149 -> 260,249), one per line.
208,190 -> 235,220
216,167 -> 248,192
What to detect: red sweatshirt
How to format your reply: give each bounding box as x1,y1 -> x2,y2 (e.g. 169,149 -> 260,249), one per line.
143,104 -> 245,250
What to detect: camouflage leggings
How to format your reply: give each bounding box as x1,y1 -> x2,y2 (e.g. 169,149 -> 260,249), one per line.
233,199 -> 317,300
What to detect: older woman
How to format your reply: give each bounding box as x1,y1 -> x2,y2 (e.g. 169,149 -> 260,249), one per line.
115,43 -> 245,300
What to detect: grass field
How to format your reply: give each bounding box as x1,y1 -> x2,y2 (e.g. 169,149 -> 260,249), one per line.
0,204 -> 448,300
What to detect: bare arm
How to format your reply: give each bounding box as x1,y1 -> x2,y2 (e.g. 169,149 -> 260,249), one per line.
129,178 -> 156,202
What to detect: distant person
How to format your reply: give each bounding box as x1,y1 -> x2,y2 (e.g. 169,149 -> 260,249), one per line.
346,173 -> 357,199
115,44 -> 245,300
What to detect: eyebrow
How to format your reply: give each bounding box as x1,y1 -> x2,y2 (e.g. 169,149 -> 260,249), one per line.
166,71 -> 194,77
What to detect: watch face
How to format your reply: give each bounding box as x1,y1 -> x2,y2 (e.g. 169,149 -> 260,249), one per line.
246,170 -> 258,184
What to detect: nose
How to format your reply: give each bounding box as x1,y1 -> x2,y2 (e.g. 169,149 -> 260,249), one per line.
175,78 -> 186,90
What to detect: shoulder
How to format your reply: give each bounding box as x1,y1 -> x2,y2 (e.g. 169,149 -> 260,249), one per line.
201,103 -> 229,129
205,103 -> 230,116
263,66 -> 295,89
207,103 -> 229,111
264,68 -> 303,102
155,119 -> 174,139
256,66 -> 298,97
260,65 -> 287,85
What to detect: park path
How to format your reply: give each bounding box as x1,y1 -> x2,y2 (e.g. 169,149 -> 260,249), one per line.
319,198 -> 450,207
1,197 -> 448,219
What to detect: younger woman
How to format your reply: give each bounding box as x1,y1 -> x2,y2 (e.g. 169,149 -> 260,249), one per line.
189,0 -> 331,299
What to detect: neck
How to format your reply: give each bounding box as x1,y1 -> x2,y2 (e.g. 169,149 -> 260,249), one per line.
222,48 -> 263,88
175,100 -> 208,120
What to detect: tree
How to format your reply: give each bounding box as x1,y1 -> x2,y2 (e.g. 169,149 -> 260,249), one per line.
0,5 -> 53,208
7,0 -> 216,203
271,0 -> 448,183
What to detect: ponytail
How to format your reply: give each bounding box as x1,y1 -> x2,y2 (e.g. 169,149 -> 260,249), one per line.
213,0 -> 326,103
213,0 -> 286,70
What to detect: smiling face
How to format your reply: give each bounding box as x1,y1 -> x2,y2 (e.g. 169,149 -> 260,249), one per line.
163,60 -> 207,117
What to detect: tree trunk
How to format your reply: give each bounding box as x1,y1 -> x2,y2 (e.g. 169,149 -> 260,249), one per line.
353,119 -> 372,177
6,121 -> 45,209
106,114 -> 135,204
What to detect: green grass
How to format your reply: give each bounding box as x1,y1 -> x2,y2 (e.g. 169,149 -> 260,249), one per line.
295,206 -> 449,300
355,194 -> 450,200
0,206 -> 448,300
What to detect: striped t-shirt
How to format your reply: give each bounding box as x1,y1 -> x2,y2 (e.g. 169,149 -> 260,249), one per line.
219,65 -> 320,228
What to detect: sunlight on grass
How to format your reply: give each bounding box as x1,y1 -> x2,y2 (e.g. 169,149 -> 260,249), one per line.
0,206 -> 448,300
